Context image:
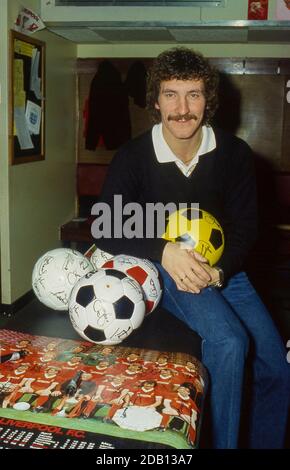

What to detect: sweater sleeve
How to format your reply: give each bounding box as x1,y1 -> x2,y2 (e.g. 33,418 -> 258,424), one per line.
91,146 -> 168,262
217,140 -> 258,282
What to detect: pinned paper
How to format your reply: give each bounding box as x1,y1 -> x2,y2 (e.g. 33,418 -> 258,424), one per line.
30,48 -> 42,100
25,100 -> 41,135
14,59 -> 24,90
14,6 -> 45,34
13,59 -> 26,108
14,89 -> 26,113
276,0 -> 290,20
14,107 -> 34,150
248,0 -> 269,20
14,39 -> 34,58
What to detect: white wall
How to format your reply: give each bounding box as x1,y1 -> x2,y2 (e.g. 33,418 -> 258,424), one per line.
77,42 -> 290,58
0,0 -> 9,305
0,0 -> 77,303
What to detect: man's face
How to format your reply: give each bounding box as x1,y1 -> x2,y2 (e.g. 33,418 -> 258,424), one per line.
102,347 -> 112,355
143,381 -> 155,390
46,367 -> 59,377
157,356 -> 168,365
127,364 -> 141,373
70,356 -> 82,364
16,365 -> 28,374
97,361 -> 109,369
73,346 -> 84,353
41,352 -> 55,362
17,340 -> 30,348
160,369 -> 172,379
178,386 -> 190,398
127,353 -> 138,361
155,78 -> 206,143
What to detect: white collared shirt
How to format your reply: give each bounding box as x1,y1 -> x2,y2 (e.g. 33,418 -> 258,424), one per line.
152,123 -> 216,177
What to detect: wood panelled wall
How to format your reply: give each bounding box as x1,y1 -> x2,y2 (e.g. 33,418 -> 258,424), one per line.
77,58 -> 290,171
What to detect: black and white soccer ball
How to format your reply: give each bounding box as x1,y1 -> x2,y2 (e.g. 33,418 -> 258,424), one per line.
68,269 -> 146,345
32,248 -> 94,311
90,247 -> 113,270
102,255 -> 162,315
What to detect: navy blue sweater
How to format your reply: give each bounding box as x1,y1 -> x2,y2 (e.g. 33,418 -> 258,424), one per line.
94,128 -> 258,282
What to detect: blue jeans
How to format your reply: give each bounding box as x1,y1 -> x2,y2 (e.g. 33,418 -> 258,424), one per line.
156,264 -> 290,449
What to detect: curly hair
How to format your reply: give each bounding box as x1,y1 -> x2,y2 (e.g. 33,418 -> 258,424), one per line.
146,47 -> 219,125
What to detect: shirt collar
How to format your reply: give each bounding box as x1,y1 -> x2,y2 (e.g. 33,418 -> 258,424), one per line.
152,123 -> 216,166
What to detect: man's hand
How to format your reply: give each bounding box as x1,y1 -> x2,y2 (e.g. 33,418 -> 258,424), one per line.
188,251 -> 221,286
161,242 -> 212,293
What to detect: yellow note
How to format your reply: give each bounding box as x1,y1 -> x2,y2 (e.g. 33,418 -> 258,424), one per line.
14,39 -> 34,58
14,59 -> 24,91
14,90 -> 26,108
13,59 -> 26,107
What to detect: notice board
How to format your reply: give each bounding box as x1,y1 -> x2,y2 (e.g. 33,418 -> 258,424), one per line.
9,30 -> 45,164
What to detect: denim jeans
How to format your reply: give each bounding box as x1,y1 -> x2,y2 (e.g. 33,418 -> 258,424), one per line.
155,264 -> 290,449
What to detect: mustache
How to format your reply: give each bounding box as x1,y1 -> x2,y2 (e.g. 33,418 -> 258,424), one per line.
168,113 -> 198,122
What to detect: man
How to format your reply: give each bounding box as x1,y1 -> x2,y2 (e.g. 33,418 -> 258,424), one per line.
160,383 -> 199,445
123,380 -> 162,410
0,363 -> 30,407
3,364 -> 60,409
94,47 -> 290,448
83,375 -> 129,421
